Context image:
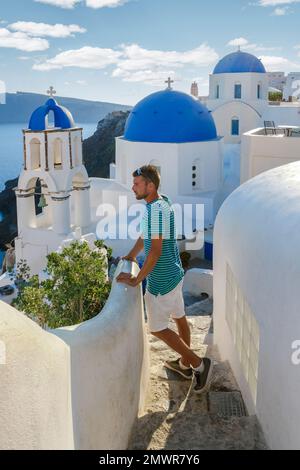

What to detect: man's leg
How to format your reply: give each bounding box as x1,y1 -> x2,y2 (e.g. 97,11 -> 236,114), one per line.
175,316 -> 191,346
174,316 -> 191,367
152,328 -> 202,369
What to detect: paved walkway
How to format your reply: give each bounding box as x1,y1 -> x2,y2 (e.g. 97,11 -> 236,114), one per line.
129,309 -> 267,450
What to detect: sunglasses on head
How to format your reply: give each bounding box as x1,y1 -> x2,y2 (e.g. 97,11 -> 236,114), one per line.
135,167 -> 156,185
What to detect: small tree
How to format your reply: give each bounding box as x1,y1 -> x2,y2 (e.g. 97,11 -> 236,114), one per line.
13,240 -> 112,329
269,91 -> 283,102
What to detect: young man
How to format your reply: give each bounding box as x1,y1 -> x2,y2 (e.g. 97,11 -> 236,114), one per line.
116,165 -> 213,394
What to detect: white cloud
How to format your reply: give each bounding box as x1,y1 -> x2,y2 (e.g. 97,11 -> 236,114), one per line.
35,0 -> 129,8
227,37 -> 281,52
33,42 -> 219,85
9,22 -> 86,38
34,0 -> 81,8
33,46 -> 122,70
228,37 -> 249,47
85,0 -> 128,7
272,6 -> 288,13
112,68 -> 180,85
260,55 -> 300,71
0,28 -> 49,51
259,0 -> 300,5
118,43 -> 218,72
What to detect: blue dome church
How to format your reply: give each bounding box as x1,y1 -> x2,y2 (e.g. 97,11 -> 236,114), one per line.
113,82 -> 224,228
207,50 -> 268,144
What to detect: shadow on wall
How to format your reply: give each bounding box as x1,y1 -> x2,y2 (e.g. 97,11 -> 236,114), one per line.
0,260 -> 149,450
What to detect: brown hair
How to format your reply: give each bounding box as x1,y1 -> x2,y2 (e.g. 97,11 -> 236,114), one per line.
132,165 -> 160,190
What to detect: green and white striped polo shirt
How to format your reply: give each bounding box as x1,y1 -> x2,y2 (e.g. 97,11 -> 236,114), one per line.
141,195 -> 184,296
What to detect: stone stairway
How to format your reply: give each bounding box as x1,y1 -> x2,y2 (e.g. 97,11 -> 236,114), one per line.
129,313 -> 267,450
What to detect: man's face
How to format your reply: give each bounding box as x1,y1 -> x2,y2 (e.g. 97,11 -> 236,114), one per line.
132,176 -> 152,200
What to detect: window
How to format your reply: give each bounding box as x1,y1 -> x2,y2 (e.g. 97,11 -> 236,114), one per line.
231,118 -> 239,136
234,84 -> 242,99
257,84 -> 261,99
216,85 -> 220,99
30,138 -> 41,169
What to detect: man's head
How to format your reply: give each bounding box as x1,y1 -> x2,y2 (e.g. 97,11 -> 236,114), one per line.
132,165 -> 160,201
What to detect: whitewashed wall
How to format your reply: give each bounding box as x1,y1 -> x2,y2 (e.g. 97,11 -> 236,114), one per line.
241,128 -> 300,183
0,260 -> 149,450
213,161 -> 300,450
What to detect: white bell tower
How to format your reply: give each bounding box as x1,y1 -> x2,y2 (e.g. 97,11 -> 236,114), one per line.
15,87 -> 92,275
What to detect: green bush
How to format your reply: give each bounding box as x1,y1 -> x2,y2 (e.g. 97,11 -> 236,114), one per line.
268,91 -> 282,102
12,240 -> 112,329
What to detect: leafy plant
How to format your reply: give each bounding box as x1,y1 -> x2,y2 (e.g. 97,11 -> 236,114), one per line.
180,251 -> 191,270
12,240 -> 112,329
269,91 -> 283,102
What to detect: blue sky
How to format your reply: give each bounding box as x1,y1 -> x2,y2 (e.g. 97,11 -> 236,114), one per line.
0,0 -> 300,105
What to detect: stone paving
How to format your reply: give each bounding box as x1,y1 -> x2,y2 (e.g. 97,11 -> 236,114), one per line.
129,300 -> 267,450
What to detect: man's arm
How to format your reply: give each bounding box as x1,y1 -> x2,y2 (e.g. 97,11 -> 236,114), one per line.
117,237 -> 162,286
135,237 -> 162,285
123,236 -> 144,262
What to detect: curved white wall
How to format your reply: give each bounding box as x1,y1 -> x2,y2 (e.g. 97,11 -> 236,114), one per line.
0,260 -> 149,450
183,269 -> 213,298
214,161 -> 300,449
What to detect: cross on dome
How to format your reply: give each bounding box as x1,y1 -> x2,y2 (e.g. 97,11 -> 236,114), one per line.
47,86 -> 56,98
165,77 -> 174,90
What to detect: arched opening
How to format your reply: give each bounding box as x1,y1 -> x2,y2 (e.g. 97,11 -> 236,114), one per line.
71,172 -> 91,229
74,136 -> 82,166
231,117 -> 240,136
34,178 -> 52,227
46,110 -> 55,128
192,159 -> 202,191
30,138 -> 41,169
53,138 -> 63,169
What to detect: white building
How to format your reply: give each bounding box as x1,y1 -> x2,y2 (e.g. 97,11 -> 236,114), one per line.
214,160 -> 300,449
267,71 -> 286,92
207,51 -> 268,144
283,72 -> 300,101
15,95 -> 93,275
241,127 -> 300,183
206,50 -> 300,144
115,86 -> 224,229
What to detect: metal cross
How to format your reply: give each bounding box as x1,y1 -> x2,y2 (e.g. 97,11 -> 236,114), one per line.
165,77 -> 174,90
47,86 -> 56,98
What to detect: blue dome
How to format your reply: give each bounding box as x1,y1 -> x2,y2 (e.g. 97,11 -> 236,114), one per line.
29,98 -> 75,131
124,89 -> 217,143
213,51 -> 266,74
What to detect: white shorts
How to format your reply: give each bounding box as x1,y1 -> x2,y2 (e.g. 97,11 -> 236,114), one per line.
144,280 -> 185,333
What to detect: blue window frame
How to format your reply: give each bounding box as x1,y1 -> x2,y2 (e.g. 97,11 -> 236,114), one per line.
231,118 -> 239,136
257,84 -> 261,99
234,84 -> 242,99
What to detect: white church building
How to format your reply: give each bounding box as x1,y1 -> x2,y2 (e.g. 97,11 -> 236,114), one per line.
206,50 -> 300,144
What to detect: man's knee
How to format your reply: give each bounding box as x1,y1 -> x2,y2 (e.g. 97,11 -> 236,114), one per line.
151,328 -> 168,338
